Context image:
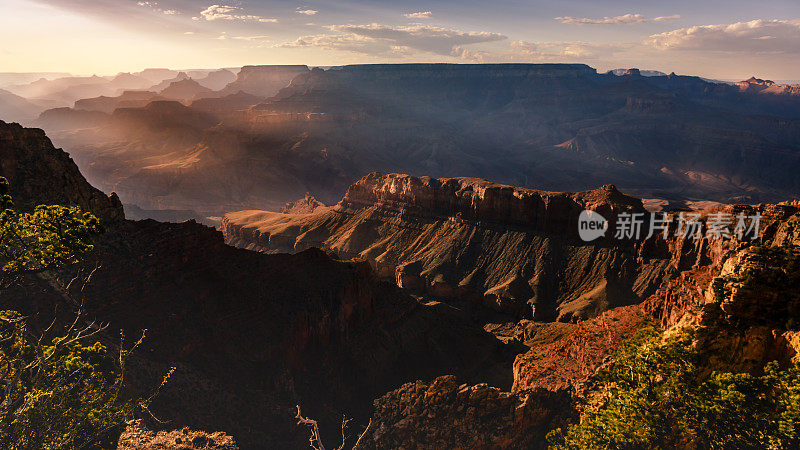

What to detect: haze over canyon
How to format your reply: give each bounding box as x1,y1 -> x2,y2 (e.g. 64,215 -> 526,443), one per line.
1,63 -> 798,224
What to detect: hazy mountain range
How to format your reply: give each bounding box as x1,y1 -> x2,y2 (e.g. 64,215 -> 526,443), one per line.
4,63 -> 796,222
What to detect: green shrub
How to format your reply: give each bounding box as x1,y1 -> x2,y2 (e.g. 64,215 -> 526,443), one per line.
549,327 -> 800,449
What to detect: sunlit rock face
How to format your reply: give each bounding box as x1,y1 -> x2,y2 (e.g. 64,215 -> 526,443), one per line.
222,172 -> 678,322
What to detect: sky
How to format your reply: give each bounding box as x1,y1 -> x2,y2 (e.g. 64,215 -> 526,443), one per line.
1,0 -> 799,81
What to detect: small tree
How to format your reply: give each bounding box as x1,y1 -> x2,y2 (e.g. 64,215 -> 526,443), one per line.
0,176 -> 136,449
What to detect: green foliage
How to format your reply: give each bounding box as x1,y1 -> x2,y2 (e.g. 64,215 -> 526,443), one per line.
548,327 -> 800,449
0,312 -> 131,449
0,177 -> 132,448
0,177 -> 102,287
736,246 -> 800,290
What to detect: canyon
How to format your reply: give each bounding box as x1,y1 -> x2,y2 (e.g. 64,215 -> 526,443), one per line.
2,118 -> 800,447
2,63 -> 800,449
11,63 -> 798,220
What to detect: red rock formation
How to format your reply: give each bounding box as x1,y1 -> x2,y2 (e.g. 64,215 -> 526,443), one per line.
279,192 -> 326,214
223,173 -> 671,321
736,76 -> 800,96
359,375 -> 573,450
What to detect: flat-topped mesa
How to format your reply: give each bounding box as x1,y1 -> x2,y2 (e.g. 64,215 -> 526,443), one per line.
335,63 -> 598,78
338,172 -> 644,235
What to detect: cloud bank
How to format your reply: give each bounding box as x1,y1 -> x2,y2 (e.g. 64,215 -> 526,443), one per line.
647,19 -> 800,53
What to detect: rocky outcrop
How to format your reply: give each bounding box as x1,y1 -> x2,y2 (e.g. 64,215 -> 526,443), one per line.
358,375 -> 573,450
0,120 -> 123,221
222,173 -> 675,321
512,305 -> 650,392
642,207 -> 800,375
736,77 -> 800,96
118,420 -> 238,449
279,192 -> 326,214
339,173 -> 642,234
220,65 -> 310,97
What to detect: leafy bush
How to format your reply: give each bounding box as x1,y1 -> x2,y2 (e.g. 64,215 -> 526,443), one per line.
549,326 -> 800,449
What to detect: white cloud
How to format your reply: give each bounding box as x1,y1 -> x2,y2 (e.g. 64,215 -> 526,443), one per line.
296,9 -> 318,16
199,5 -> 276,22
278,33 -> 383,54
404,11 -> 433,19
647,19 -> 800,53
555,13 -> 679,25
137,1 -> 180,15
653,15 -> 681,22
183,31 -> 195,35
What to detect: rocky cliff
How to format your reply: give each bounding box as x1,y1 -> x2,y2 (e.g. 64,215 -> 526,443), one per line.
0,119 -> 123,221
353,206 -> 800,449
222,173 -> 676,321
7,119 -> 800,448
1,122 -> 517,448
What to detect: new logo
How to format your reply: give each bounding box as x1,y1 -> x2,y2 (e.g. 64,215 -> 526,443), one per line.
578,210 -> 608,242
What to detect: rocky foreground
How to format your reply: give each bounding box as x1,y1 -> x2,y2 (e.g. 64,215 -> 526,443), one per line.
5,119 -> 800,448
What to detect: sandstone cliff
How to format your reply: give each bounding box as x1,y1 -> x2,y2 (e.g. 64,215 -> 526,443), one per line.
223,173 -> 673,321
